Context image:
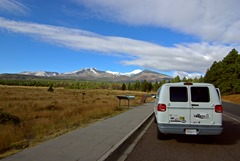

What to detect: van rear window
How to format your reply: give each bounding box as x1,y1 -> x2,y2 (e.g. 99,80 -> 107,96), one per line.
170,87 -> 188,102
191,87 -> 210,102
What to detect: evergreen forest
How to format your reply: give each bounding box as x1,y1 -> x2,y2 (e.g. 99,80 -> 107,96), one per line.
204,49 -> 240,94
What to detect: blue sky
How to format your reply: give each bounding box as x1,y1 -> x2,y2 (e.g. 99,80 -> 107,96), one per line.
0,0 -> 240,78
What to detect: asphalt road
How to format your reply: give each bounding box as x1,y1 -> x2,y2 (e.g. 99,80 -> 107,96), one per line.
125,102 -> 240,161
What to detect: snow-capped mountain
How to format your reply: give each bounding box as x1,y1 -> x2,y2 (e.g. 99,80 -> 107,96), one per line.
106,69 -> 142,76
122,69 -> 143,76
20,71 -> 59,77
64,68 -> 101,75
17,68 -> 171,82
106,70 -> 121,76
64,68 -> 97,76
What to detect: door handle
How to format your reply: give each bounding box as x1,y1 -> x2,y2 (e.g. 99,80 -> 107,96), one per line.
191,104 -> 199,106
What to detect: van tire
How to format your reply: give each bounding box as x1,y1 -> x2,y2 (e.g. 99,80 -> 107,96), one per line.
157,126 -> 168,140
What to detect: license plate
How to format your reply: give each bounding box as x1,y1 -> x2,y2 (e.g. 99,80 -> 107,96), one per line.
185,129 -> 197,135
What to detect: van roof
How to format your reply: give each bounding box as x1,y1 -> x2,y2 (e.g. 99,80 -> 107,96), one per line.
163,82 -> 214,87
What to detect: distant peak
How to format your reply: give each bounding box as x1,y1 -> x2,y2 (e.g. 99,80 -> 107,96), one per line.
106,70 -> 120,75
81,67 -> 97,71
20,71 -> 59,77
142,69 -> 159,73
121,69 -> 142,76
89,68 -> 98,74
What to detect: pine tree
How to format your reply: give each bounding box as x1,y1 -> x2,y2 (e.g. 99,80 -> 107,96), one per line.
172,75 -> 181,83
121,83 -> 126,91
204,48 -> 240,94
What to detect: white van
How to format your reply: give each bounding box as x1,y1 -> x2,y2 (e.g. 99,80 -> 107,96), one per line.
154,82 -> 223,139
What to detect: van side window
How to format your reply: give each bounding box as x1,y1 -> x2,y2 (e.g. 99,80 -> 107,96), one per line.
170,87 -> 188,102
156,87 -> 161,99
191,87 -> 210,102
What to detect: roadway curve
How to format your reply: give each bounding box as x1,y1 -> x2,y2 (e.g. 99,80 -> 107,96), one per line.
125,102 -> 240,161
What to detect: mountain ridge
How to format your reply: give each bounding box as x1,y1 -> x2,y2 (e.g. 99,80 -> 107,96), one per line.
3,68 -> 172,82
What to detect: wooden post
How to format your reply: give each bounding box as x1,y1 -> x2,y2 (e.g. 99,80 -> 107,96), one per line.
140,94 -> 148,103
118,99 -> 121,107
82,92 -> 86,101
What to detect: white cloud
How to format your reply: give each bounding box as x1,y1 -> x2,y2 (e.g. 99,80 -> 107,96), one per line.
0,17 -> 238,76
76,0 -> 240,43
0,0 -> 29,15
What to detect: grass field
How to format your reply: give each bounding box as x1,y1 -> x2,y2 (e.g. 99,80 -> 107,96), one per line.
222,94 -> 240,104
0,85 -> 153,158
0,85 -> 239,158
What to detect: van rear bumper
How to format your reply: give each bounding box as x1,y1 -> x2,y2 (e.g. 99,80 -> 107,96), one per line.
158,123 -> 223,135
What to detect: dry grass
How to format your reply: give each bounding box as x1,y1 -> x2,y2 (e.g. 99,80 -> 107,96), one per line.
222,94 -> 240,104
0,85 -> 152,158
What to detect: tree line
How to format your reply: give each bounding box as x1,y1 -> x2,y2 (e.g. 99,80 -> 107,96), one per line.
0,79 -> 123,90
121,76 -> 204,92
0,76 -> 203,92
204,49 -> 240,94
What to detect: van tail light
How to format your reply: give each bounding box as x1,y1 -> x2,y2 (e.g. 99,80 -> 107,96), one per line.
215,105 -> 223,113
157,104 -> 166,112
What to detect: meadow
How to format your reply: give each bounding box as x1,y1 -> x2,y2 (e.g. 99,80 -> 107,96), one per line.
0,85 -> 152,158
222,94 -> 240,104
0,85 -> 239,158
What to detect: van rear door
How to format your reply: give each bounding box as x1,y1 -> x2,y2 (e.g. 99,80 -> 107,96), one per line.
167,86 -> 190,125
190,86 -> 214,125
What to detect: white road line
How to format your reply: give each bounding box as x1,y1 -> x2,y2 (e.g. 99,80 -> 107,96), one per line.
223,113 -> 240,123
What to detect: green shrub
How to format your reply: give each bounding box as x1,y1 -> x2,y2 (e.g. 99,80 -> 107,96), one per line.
0,109 -> 20,125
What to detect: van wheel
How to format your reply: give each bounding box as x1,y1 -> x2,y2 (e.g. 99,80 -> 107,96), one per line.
157,127 -> 168,140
